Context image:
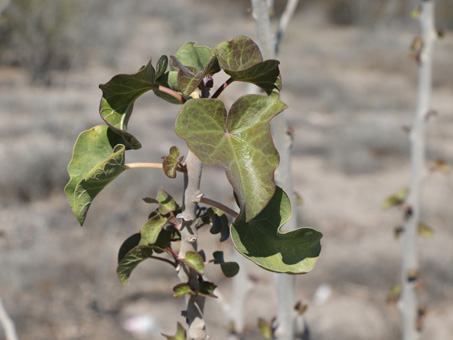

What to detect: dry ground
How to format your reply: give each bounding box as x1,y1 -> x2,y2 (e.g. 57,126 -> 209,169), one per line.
1,1 -> 452,339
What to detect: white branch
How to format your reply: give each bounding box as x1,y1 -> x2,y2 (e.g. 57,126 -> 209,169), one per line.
276,0 -> 299,54
178,150 -> 207,340
0,297 -> 19,340
401,1 -> 436,340
250,1 -> 301,339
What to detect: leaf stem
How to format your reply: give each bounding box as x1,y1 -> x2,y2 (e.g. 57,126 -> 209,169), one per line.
211,77 -> 233,99
150,255 -> 178,268
158,85 -> 186,103
197,196 -> 239,219
124,162 -> 163,170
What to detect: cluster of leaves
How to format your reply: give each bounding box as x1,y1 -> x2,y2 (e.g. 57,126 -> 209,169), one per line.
65,36 -> 322,287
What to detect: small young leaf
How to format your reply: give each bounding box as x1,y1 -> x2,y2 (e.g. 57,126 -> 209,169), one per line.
162,322 -> 187,340
172,283 -> 195,298
430,159 -> 451,175
163,146 -> 183,178
212,251 -> 240,277
381,187 -> 409,210
117,245 -> 154,285
171,41 -> 220,75
386,285 -> 402,304
156,55 -> 169,80
418,222 -> 434,238
141,214 -> 169,244
175,95 -> 287,223
198,281 -> 217,298
257,318 -> 273,339
220,262 -> 240,278
294,301 -> 308,315
184,251 -> 205,274
156,187 -> 181,216
99,59 -> 158,149
143,197 -> 159,204
209,210 -> 230,242
65,125 -> 126,225
231,186 -> 322,274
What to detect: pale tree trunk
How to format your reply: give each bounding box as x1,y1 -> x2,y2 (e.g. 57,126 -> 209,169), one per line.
178,150 -> 207,340
251,1 -> 302,339
401,1 -> 436,340
0,297 -> 19,340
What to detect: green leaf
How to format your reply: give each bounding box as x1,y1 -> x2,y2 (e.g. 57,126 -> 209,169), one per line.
209,210 -> 230,242
257,318 -> 273,339
212,251 -> 240,277
163,146 -> 183,178
231,186 -> 322,274
184,251 -> 205,274
118,233 -> 141,263
171,41 -> 219,75
172,283 -> 195,298
418,222 -> 434,238
65,125 -> 126,225
198,281 -> 217,298
386,285 -> 402,304
140,214 -> 168,244
156,187 -> 180,216
99,59 -> 158,149
117,244 -> 154,285
381,187 -> 409,210
175,95 -> 287,222
214,36 -> 281,96
163,322 -> 187,340
156,55 -> 169,80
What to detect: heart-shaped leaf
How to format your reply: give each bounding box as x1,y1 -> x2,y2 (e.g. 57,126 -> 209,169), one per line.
65,125 -> 126,225
231,187 -> 322,274
175,95 -> 287,222
156,55 -> 169,80
212,251 -> 240,277
99,59 -> 158,149
214,36 -> 281,96
208,209 -> 230,242
163,146 -> 183,178
117,244 -> 154,285
173,283 -> 195,298
163,322 -> 187,340
171,41 -> 220,75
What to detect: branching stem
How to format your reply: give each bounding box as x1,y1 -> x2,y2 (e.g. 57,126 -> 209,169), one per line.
150,255 -> 178,268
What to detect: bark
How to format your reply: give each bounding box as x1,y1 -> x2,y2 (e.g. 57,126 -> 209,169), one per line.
178,150 -> 207,340
401,1 -> 436,340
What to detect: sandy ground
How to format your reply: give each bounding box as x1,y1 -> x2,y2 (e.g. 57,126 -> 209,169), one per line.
0,1 -> 452,339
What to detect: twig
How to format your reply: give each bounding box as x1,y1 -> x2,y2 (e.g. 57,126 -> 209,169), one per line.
401,2 -> 436,340
275,0 -> 300,54
0,297 -> 19,340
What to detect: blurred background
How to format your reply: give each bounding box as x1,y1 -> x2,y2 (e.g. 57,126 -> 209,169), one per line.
0,0 -> 452,339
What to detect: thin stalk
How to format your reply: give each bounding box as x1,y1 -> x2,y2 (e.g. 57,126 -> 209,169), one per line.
401,1 -> 436,340
158,85 -> 186,103
211,77 -> 233,99
197,196 -> 239,219
124,162 -> 163,170
178,150 -> 207,340
251,1 -> 301,339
